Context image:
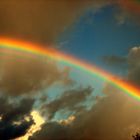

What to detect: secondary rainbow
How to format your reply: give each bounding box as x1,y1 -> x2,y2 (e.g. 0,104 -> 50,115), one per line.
0,38 -> 139,100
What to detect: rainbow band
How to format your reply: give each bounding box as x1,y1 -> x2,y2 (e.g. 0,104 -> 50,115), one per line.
0,38 -> 139,100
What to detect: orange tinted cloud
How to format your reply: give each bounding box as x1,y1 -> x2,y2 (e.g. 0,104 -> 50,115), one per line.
118,0 -> 140,15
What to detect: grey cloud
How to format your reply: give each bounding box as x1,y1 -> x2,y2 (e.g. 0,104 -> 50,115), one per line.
0,53 -> 72,96
0,0 -> 98,44
29,45 -> 140,140
42,86 -> 93,119
0,0 -> 139,45
30,85 -> 140,140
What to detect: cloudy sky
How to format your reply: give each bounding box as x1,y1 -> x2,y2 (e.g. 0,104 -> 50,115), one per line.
0,0 -> 140,140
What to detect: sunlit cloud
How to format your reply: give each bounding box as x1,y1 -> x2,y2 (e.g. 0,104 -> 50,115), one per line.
15,110 -> 45,140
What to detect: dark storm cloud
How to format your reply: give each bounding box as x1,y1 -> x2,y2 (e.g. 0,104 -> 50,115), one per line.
29,121 -> 69,140
0,0 -> 97,44
0,97 -> 35,140
0,53 -> 72,96
128,47 -> 140,85
42,86 -> 93,119
30,85 -> 140,140
0,0 -> 138,45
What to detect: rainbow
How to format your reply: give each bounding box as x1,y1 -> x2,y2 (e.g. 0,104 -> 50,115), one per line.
0,37 -> 139,100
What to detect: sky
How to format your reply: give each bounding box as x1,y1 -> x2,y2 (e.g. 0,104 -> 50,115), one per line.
0,0 -> 140,140
58,5 -> 140,74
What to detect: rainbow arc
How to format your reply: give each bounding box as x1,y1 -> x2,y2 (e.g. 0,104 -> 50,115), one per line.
0,38 -> 139,100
